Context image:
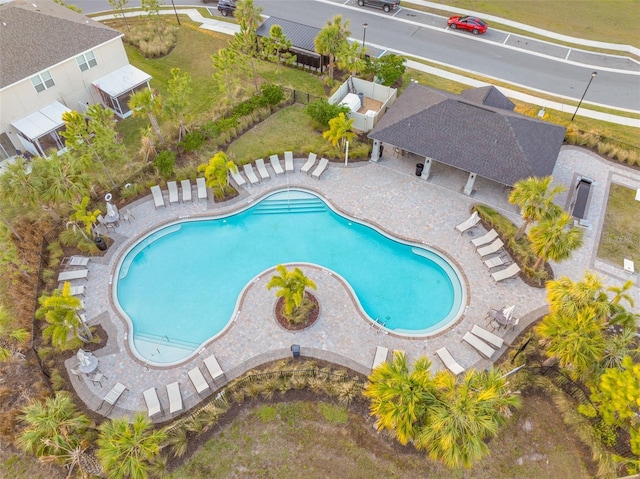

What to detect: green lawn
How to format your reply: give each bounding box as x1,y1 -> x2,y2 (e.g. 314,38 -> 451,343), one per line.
597,183 -> 640,266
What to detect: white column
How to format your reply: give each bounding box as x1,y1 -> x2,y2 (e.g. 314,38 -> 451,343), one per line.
463,172 -> 477,196
371,139 -> 381,162
421,157 -> 432,180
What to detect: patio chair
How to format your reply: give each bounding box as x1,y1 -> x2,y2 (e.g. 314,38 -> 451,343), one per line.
243,164 -> 260,185
196,177 -> 207,201
491,263 -> 521,283
181,179 -> 192,203
255,158 -> 271,181
229,166 -> 246,187
188,367 -> 210,395
462,331 -> 495,359
484,253 -> 511,269
58,269 -> 88,282
61,256 -> 90,268
372,346 -> 389,370
476,238 -> 504,258
121,209 -> 135,222
89,371 -> 108,386
143,387 -> 162,418
471,324 -> 504,349
150,185 -> 166,209
269,154 -> 284,176
300,152 -> 317,175
311,158 -> 329,179
167,382 -> 183,414
284,151 -> 294,173
435,347 -> 465,376
204,354 -> 225,382
167,181 -> 179,205
101,382 -> 127,413
471,229 -> 498,248
454,211 -> 480,233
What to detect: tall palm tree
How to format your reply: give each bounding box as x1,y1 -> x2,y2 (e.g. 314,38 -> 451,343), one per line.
128,89 -> 164,143
528,211 -> 583,270
36,282 -> 91,350
323,112 -> 355,150
17,392 -> 92,459
415,369 -> 521,468
363,352 -> 437,445
197,152 -> 237,197
262,24 -> 294,85
508,176 -> 566,240
96,413 -> 167,479
546,272 -> 610,319
314,15 -> 350,80
267,265 -> 317,318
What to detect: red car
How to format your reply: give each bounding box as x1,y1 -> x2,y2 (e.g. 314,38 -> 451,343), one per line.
447,15 -> 488,35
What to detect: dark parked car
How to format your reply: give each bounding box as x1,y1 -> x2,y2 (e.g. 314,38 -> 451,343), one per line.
447,15 -> 488,35
218,0 -> 236,16
357,0 -> 399,13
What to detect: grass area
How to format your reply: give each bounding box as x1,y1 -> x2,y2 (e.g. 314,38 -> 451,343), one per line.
408,0 -> 640,48
166,397 -> 591,479
597,184 -> 640,266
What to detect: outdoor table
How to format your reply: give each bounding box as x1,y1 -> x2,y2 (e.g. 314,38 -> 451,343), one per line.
78,353 -> 98,374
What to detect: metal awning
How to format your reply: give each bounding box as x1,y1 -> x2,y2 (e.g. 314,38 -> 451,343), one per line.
11,101 -> 70,141
92,64 -> 151,97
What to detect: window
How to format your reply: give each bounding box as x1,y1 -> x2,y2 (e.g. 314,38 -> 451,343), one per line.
30,71 -> 55,93
76,51 -> 97,72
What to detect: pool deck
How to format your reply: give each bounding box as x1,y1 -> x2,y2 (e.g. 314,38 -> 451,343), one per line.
66,146 -> 640,421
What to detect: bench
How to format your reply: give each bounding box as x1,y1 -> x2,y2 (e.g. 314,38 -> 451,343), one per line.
571,178 -> 593,220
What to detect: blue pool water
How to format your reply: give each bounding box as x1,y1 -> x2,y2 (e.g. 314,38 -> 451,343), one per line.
114,190 -> 465,363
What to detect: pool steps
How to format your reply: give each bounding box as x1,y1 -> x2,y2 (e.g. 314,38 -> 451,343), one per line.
252,197 -> 326,215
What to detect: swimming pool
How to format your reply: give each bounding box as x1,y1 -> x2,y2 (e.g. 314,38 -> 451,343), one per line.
114,189 -> 466,363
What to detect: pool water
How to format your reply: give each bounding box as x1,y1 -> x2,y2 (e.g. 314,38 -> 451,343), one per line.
114,190 -> 465,363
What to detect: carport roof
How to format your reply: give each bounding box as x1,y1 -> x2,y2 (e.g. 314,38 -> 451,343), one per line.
369,83 -> 566,186
256,17 -> 320,54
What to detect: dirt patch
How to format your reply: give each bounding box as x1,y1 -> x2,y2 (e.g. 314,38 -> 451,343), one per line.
273,292 -> 320,331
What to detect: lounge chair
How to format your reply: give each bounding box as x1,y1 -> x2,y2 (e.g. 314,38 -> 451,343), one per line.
188,367 -> 210,395
61,256 -> 90,268
143,387 -> 162,417
204,354 -> 225,382
471,324 -> 504,349
167,181 -> 179,205
181,179 -> 192,203
58,269 -> 88,282
101,382 -> 127,413
462,331 -> 495,359
196,177 -> 207,201
476,238 -> 504,258
471,229 -> 498,248
269,155 -> 284,176
255,159 -> 270,181
69,285 -> 85,296
455,211 -> 480,233
166,382 -> 183,414
243,164 -> 260,185
436,347 -> 465,376
491,263 -> 521,283
311,158 -> 329,179
284,151 -> 294,173
372,346 -> 389,370
150,185 -> 165,209
300,152 -> 317,175
229,166 -> 246,187
484,253 -> 511,269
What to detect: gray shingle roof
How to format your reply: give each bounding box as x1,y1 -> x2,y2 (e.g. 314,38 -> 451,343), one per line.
0,0 -> 122,89
369,83 -> 566,186
256,16 -> 320,53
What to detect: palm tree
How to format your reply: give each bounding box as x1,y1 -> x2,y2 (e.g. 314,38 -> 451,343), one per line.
336,41 -> 366,77
546,271 -> 610,319
69,196 -> 101,240
314,15 -> 350,80
128,89 -> 164,143
17,391 -> 92,459
323,112 -> 355,150
363,352 -> 437,445
96,413 -> 167,479
508,176 -> 566,240
415,369 -> 521,468
262,24 -> 294,85
36,282 -> 91,350
267,265 -> 317,320
197,152 -> 237,198
528,211 -> 583,270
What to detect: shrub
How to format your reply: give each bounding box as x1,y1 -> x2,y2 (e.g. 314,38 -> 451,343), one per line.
305,99 -> 350,129
261,84 -> 285,105
154,150 -> 176,178
179,131 -> 205,152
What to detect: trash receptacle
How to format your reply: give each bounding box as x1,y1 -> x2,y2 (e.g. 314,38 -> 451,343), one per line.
291,344 -> 300,359
416,163 -> 424,177
94,236 -> 107,251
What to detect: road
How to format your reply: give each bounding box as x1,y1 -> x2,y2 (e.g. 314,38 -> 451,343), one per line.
76,0 -> 640,112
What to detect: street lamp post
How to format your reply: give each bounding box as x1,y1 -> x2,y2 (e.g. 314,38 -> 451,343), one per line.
361,23 -> 368,56
571,71 -> 597,121
170,0 -> 181,25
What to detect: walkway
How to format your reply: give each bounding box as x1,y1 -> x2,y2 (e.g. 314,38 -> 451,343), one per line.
66,147 -> 640,421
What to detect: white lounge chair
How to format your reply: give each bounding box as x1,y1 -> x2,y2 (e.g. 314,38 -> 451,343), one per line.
167,181 -> 179,205
471,324 -> 504,349
181,179 -> 192,202
166,382 -> 183,414
58,269 -> 88,282
284,151 -> 294,173
491,263 -> 521,283
255,159 -> 270,181
471,229 -> 498,248
455,211 -> 480,233
188,367 -> 210,395
484,253 -> 511,269
436,347 -> 465,376
372,346 -> 389,370
150,185 -> 165,209
69,285 -> 85,296
101,382 -> 127,413
477,238 -> 504,258
204,354 -> 224,381
243,164 -> 260,185
229,166 -> 246,186
61,256 -> 90,268
269,155 -> 284,176
462,331 -> 495,359
300,152 -> 317,175
143,387 -> 162,417
311,158 -> 329,179
196,177 -> 207,201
